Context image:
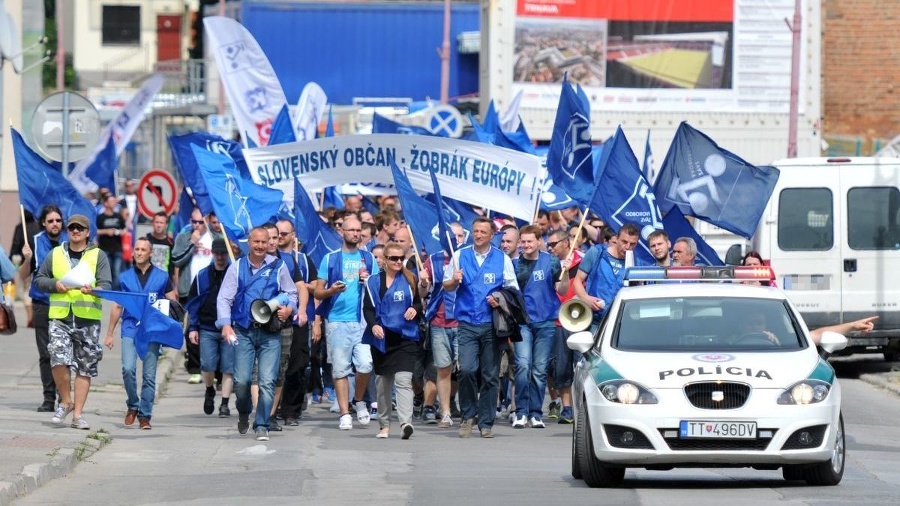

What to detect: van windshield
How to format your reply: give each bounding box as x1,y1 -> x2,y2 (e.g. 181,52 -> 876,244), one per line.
612,297 -> 806,352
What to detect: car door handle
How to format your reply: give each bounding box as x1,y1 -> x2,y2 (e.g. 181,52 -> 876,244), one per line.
843,259 -> 857,272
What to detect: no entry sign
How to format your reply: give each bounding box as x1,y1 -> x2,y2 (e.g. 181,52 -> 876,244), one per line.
137,169 -> 177,219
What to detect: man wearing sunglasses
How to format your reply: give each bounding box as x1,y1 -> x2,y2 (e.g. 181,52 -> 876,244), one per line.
18,205 -> 67,412
33,214 -> 112,431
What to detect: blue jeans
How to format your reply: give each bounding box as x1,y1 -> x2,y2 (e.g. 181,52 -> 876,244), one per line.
552,326 -> 576,389
199,329 -> 236,374
233,326 -> 281,430
457,322 -> 503,429
121,338 -> 160,420
513,320 -> 555,418
107,252 -> 124,290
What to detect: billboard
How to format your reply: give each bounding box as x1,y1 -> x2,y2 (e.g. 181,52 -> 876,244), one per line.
513,0 -> 803,113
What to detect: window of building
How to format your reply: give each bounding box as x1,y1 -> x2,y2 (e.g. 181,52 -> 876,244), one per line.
777,188 -> 833,251
102,5 -> 141,45
847,187 -> 900,250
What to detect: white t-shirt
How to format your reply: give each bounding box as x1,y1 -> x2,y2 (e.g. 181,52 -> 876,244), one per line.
189,231 -> 213,283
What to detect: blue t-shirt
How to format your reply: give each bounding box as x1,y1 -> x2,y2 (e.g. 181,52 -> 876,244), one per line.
318,250 -> 381,322
579,246 -> 625,277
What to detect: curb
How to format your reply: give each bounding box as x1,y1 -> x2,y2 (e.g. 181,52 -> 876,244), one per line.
859,373 -> 900,397
0,347 -> 181,506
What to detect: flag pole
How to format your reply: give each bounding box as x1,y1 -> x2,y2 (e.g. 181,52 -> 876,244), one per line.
19,205 -> 29,247
559,206 -> 588,281
405,224 -> 425,272
532,184 -> 545,223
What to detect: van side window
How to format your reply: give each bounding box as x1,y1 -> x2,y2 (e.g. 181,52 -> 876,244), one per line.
778,188 -> 833,251
848,187 -> 900,250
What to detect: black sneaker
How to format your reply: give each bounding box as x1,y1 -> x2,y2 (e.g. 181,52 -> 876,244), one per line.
37,400 -> 55,412
285,417 -> 300,426
238,414 -> 250,434
270,418 -> 283,432
423,406 -> 437,424
218,404 -> 231,417
203,387 -> 215,415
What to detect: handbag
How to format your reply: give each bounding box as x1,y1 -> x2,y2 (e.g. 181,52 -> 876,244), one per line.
0,303 -> 17,335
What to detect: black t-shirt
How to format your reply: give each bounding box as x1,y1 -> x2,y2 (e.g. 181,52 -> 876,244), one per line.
96,212 -> 126,253
145,234 -> 174,276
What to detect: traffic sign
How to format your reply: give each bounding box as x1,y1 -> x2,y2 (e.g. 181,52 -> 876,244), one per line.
426,104 -> 464,138
137,169 -> 177,219
31,91 -> 101,168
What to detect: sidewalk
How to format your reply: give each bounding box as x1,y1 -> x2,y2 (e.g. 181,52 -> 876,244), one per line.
0,302 -> 180,505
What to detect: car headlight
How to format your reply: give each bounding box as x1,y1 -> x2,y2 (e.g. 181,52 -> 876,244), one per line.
777,380 -> 831,405
599,380 -> 658,404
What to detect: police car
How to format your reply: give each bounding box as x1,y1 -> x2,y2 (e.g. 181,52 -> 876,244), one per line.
563,266 -> 848,487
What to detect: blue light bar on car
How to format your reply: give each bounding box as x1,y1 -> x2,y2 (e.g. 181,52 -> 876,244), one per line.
624,266 -> 775,282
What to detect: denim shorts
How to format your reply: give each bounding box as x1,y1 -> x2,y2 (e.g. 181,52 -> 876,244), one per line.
326,321 -> 372,378
430,325 -> 459,369
199,329 -> 235,375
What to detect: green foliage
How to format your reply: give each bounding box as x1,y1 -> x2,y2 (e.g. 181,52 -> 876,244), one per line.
42,16 -> 77,90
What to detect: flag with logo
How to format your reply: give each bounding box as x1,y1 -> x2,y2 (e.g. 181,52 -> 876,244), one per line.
204,16 -> 288,148
293,178 -> 342,265
192,144 -> 283,240
654,122 -> 780,239
68,74 -> 165,194
390,159 -> 444,256
642,130 -> 656,186
294,82 -> 328,141
372,113 -> 433,136
589,127 -> 663,265
94,289 -> 184,360
661,206 -> 723,266
546,77 -> 595,206
169,132 -> 252,217
11,128 -> 96,231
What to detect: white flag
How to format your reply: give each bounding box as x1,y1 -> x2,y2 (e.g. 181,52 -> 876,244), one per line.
294,82 -> 328,141
204,16 -> 287,148
68,73 -> 165,194
499,89 -> 524,133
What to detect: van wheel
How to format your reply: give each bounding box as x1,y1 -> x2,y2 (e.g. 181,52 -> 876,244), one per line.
577,407 -> 625,488
803,414 -> 845,486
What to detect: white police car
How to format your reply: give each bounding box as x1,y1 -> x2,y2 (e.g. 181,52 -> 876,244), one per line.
564,266 -> 848,487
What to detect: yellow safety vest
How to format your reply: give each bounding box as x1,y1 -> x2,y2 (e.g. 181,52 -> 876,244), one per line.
48,247 -> 103,320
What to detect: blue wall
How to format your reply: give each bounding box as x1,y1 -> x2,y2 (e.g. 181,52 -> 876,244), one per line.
242,1 -> 480,104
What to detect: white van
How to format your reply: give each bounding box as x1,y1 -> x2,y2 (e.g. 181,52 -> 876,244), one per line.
749,157 -> 900,361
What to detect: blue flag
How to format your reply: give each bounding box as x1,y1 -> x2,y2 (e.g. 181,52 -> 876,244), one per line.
642,130 -> 655,186
427,160 -> 458,254
661,206 -> 723,266
390,159 -> 443,256
191,144 -> 283,240
293,178 -> 342,265
320,106 -> 344,209
268,104 -> 297,145
11,128 -> 96,231
654,122 -> 780,239
423,193 -> 478,241
546,78 -> 595,206
358,193 -> 380,216
481,100 -> 500,135
83,135 -> 118,196
372,113 -> 433,136
589,127 -> 664,265
169,132 -> 250,214
94,289 -> 184,361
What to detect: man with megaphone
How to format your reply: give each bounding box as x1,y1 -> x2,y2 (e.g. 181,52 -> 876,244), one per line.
216,227 -> 298,442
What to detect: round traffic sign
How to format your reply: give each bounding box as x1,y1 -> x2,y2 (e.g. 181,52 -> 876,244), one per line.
137,169 -> 177,219
426,104 -> 464,138
31,91 -> 101,162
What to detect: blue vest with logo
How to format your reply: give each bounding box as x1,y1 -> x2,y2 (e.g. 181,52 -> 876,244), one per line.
424,251 -> 456,322
363,272 -> 419,342
29,231 -> 66,304
231,257 -> 286,330
315,249 -> 375,319
118,265 -> 170,338
454,245 -> 505,325
585,247 -> 625,321
279,250 -> 314,323
515,251 -> 560,323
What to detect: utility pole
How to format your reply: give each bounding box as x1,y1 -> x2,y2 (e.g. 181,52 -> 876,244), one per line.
55,0 -> 64,91
438,0 -> 451,104
786,0 -> 801,158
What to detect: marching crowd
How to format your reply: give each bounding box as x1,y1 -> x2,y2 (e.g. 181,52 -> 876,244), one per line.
10,186 -> 876,443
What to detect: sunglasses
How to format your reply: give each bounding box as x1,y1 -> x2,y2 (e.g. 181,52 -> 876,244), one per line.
278,231 -> 292,237
191,220 -> 205,225
385,255 -> 405,262
67,224 -> 87,232
546,240 -> 564,249
45,219 -> 62,224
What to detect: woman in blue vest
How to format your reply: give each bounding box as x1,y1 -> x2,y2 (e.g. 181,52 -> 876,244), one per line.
362,242 -> 422,439
104,237 -> 177,429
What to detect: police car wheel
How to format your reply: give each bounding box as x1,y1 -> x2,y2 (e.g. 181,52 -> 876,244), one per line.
571,406 -> 583,480
577,404 -> 625,488
803,413 -> 845,486
781,465 -> 805,481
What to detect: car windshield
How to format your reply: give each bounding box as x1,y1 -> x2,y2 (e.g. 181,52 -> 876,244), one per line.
612,297 -> 806,352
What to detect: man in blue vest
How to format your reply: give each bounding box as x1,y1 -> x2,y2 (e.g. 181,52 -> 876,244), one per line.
511,225 -> 569,429
442,217 -> 518,439
216,227 -> 298,442
314,215 -> 379,430
573,223 -> 641,331
104,237 -> 178,430
33,214 -> 112,431
18,205 -> 67,412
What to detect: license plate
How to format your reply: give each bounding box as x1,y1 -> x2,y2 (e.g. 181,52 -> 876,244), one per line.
679,421 -> 757,439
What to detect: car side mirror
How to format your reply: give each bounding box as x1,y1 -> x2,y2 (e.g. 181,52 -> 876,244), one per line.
567,331 -> 594,355
817,330 -> 848,355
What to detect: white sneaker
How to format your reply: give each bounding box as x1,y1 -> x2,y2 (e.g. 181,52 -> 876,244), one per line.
355,401 -> 370,426
339,413 -> 353,430
529,416 -> 546,428
512,414 -> 527,429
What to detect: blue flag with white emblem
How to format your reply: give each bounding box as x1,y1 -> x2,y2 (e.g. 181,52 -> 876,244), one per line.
661,206 -> 723,266
390,159 -> 444,256
169,132 -> 252,215
372,113 -> 433,136
94,289 -> 184,361
293,178 -> 342,265
192,144 -> 283,240
654,122 -> 780,239
546,78 -> 595,206
589,127 -> 664,265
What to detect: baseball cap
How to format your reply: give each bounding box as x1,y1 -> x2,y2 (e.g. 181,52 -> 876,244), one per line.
211,238 -> 229,254
67,215 -> 90,229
